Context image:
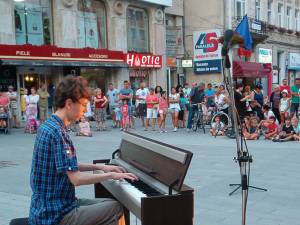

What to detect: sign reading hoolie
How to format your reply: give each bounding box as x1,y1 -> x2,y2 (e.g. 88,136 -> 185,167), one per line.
193,29 -> 222,74
126,53 -> 162,68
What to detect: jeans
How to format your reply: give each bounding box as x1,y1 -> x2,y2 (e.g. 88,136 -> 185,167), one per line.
187,105 -> 198,129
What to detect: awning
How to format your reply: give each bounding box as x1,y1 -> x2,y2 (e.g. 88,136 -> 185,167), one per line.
233,61 -> 271,77
0,59 -> 128,68
0,44 -> 128,68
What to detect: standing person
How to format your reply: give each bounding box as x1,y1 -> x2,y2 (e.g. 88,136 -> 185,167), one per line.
183,83 -> 191,99
290,78 -> 300,118
121,99 -> 130,131
187,83 -> 205,132
94,88 -> 108,131
26,87 -> 40,121
158,91 -> 168,133
135,82 -> 149,127
279,89 -> 291,125
29,76 -> 137,225
145,88 -> 159,131
7,85 -> 19,128
280,78 -> 291,97
155,86 -> 163,98
0,91 -> 10,109
205,83 -> 216,107
169,87 -> 181,132
178,92 -> 187,128
251,84 -> 264,108
106,83 -> 119,128
119,81 -> 134,128
270,85 -> 282,123
214,85 -> 229,114
234,84 -> 251,120
37,84 -> 50,123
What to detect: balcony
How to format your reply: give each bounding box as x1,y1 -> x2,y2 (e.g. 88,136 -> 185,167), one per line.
232,16 -> 269,44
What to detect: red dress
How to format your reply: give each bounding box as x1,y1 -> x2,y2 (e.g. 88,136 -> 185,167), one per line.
122,105 -> 130,126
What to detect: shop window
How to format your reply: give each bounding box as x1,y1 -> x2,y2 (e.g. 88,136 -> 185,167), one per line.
286,6 -> 292,29
14,0 -> 53,45
235,0 -> 246,18
77,0 -> 107,49
296,9 -> 300,31
127,7 -> 149,52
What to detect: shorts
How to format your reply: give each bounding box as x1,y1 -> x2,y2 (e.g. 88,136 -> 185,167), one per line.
169,108 -> 180,113
158,108 -> 168,114
136,103 -> 147,117
290,103 -> 299,114
109,105 -> 117,115
114,108 -> 122,121
10,107 -> 17,116
147,108 -> 158,119
94,108 -> 106,122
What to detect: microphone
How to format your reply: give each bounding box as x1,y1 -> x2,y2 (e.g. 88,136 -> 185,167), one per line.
221,29 -> 234,57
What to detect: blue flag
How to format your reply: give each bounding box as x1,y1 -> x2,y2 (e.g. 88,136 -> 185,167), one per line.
235,15 -> 253,50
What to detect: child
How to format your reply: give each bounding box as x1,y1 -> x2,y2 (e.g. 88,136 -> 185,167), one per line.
114,101 -> 122,129
279,90 -> 290,125
158,91 -> 168,133
121,99 -> 130,131
201,97 -> 209,125
243,117 -> 260,140
0,107 -> 7,128
263,116 -> 278,140
292,117 -> 300,141
76,117 -> 92,137
210,116 -> 225,136
273,116 -> 294,142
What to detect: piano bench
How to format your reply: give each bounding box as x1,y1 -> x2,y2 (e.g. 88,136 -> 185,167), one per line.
9,218 -> 29,225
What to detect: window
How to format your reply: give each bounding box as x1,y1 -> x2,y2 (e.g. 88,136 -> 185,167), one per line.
77,0 -> 107,49
296,9 -> 300,31
267,0 -> 272,24
255,0 -> 261,20
286,6 -> 292,29
235,0 -> 246,18
278,3 -> 283,27
127,7 -> 149,52
14,0 -> 52,45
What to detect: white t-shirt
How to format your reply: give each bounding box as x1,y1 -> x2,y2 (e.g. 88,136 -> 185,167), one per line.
279,98 -> 289,112
106,89 -> 119,107
215,94 -> 229,110
136,88 -> 149,105
169,93 -> 180,110
264,110 -> 279,124
7,91 -> 17,109
212,121 -> 225,130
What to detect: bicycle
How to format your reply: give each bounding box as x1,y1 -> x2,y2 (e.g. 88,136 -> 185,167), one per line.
191,103 -> 206,133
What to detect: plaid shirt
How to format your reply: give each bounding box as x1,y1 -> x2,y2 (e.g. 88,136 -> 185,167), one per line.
29,115 -> 78,225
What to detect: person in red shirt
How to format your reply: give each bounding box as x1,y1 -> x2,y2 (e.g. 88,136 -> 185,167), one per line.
263,116 -> 278,140
0,92 -> 10,108
280,78 -> 291,97
94,88 -> 108,131
145,88 -> 159,131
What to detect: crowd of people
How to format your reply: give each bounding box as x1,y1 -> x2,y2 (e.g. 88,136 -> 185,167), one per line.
1,77 -> 300,143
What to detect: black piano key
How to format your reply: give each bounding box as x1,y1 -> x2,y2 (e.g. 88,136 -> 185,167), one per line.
125,179 -> 162,196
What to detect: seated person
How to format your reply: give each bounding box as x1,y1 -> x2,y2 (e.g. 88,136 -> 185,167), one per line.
261,116 -> 278,140
243,117 -> 260,140
292,117 -> 300,141
76,116 -> 92,137
272,116 -> 294,142
210,116 -> 225,136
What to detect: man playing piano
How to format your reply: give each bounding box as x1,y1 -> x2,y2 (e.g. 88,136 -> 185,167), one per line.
29,76 -> 138,225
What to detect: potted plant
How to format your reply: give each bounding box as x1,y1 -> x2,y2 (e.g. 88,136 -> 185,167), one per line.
287,29 -> 294,34
267,24 -> 276,30
296,31 -> 300,36
278,27 -> 287,33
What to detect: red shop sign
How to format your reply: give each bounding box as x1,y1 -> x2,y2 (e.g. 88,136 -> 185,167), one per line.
0,44 -> 125,62
126,53 -> 162,68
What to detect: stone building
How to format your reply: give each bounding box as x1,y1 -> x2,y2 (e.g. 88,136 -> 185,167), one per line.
184,0 -> 300,91
0,0 -> 172,118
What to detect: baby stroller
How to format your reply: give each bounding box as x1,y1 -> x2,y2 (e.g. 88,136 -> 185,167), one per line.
0,106 -> 9,134
24,104 -> 39,134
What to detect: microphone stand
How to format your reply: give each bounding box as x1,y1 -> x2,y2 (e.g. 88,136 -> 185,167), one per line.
221,51 -> 267,225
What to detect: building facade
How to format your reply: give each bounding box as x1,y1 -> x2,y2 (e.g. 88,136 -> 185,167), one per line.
0,0 -> 172,118
184,0 -> 300,90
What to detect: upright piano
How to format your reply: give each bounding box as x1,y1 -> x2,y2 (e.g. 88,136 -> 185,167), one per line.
93,132 -> 194,225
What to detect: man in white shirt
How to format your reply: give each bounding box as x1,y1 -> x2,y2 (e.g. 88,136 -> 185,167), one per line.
135,82 -> 149,127
106,83 -> 119,128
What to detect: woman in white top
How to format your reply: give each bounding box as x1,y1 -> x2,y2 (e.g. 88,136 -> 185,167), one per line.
214,85 -> 229,114
279,89 -> 291,125
169,87 -> 180,132
26,87 -> 40,120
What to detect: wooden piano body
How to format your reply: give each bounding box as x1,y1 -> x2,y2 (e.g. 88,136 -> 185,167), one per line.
94,132 -> 194,225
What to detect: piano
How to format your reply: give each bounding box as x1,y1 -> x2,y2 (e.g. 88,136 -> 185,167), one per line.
93,132 -> 194,225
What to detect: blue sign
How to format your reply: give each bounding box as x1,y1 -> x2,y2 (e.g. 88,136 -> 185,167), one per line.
194,60 -> 221,74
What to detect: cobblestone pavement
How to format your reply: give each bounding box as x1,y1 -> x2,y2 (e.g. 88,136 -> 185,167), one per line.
0,121 -> 299,225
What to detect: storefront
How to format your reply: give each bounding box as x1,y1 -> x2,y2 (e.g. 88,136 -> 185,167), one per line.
288,53 -> 300,84
125,53 -> 162,91
0,44 -> 127,118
